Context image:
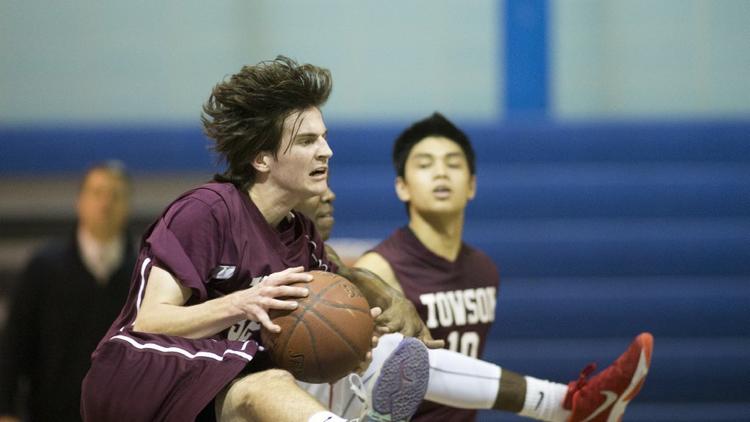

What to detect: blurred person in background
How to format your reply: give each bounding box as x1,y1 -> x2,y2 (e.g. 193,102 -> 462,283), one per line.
0,161 -> 136,422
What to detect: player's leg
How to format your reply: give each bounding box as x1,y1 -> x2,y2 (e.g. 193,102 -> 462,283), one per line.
343,332 -> 652,422
427,349 -> 571,420
218,337 -> 430,422
350,334 -> 568,421
216,368 -> 334,421
216,370 -> 357,422
428,333 -> 653,421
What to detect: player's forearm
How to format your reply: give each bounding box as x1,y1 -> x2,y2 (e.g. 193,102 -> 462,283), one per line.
133,295 -> 244,339
339,266 -> 399,310
325,244 -> 395,309
133,265 -> 247,339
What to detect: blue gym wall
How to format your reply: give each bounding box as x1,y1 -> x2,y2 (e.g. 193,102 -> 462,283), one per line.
1,1 -> 749,420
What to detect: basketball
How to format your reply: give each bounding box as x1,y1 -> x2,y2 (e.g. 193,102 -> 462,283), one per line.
260,270 -> 374,383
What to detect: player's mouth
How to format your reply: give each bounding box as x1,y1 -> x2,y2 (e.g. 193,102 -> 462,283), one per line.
433,185 -> 452,199
309,166 -> 328,179
317,210 -> 334,225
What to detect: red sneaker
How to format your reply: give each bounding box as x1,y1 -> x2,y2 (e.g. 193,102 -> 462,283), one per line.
564,333 -> 653,422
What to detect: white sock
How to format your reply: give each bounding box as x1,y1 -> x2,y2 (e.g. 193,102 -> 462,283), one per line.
518,376 -> 571,422
308,411 -> 346,422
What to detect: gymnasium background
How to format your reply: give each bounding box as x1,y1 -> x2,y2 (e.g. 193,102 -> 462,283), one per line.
1,1 -> 748,420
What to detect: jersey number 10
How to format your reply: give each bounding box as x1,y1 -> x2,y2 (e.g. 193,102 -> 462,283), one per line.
446,331 -> 480,358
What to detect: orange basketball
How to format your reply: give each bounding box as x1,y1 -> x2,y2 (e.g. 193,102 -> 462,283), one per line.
260,271 -> 374,383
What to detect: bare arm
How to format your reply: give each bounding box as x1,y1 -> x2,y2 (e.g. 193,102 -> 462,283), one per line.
354,252 -> 403,293
326,245 -> 444,349
133,266 -> 311,338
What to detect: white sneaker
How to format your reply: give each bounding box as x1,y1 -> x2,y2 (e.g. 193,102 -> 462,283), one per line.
350,337 -> 430,422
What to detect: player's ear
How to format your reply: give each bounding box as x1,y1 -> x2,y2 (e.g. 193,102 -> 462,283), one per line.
251,152 -> 272,173
395,176 -> 410,203
467,174 -> 477,201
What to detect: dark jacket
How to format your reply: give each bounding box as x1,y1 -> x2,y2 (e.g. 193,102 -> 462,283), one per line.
0,232 -> 136,421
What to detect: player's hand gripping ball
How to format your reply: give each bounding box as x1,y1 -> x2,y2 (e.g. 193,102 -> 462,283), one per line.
260,271 -> 374,383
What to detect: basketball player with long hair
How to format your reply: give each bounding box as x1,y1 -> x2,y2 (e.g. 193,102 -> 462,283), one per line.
80,57 -> 433,422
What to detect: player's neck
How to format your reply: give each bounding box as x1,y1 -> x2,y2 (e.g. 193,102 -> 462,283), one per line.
408,211 -> 464,262
248,183 -> 296,227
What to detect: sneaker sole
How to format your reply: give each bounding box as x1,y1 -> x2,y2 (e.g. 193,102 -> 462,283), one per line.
367,337 -> 430,422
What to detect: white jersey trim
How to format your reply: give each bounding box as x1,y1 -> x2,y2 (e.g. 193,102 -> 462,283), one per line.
135,257 -> 151,314
110,333 -> 255,362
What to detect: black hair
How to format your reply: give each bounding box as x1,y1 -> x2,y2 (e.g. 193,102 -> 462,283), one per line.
392,112 -> 475,178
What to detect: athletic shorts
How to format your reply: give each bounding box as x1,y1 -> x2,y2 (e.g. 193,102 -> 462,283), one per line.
81,330 -> 259,422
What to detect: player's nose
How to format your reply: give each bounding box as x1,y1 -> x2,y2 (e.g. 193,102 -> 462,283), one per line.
433,161 -> 448,178
321,188 -> 336,204
317,138 -> 333,160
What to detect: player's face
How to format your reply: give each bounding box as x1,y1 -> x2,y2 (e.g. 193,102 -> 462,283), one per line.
396,136 -> 476,217
296,187 -> 336,241
268,107 -> 332,200
77,169 -> 130,241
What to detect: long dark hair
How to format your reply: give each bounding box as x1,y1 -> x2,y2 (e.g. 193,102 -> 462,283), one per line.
202,56 -> 332,190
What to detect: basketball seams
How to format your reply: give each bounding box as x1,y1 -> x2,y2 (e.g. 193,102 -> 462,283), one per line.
295,318 -> 325,382
308,276 -> 346,302
308,275 -> 371,358
312,274 -> 370,315
307,306 -> 369,359
274,308 -> 303,359
273,277 -> 341,353
316,300 -> 371,314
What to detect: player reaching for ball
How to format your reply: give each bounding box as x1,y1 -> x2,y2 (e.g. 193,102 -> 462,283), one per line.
295,113 -> 653,422
80,56 -> 433,422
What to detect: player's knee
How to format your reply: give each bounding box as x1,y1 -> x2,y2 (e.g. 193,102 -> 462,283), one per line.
252,368 -> 296,388
230,369 -> 296,409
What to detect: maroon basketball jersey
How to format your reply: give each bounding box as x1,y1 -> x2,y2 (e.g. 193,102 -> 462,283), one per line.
371,226 -> 500,422
102,182 -> 334,347
84,183 -> 335,420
